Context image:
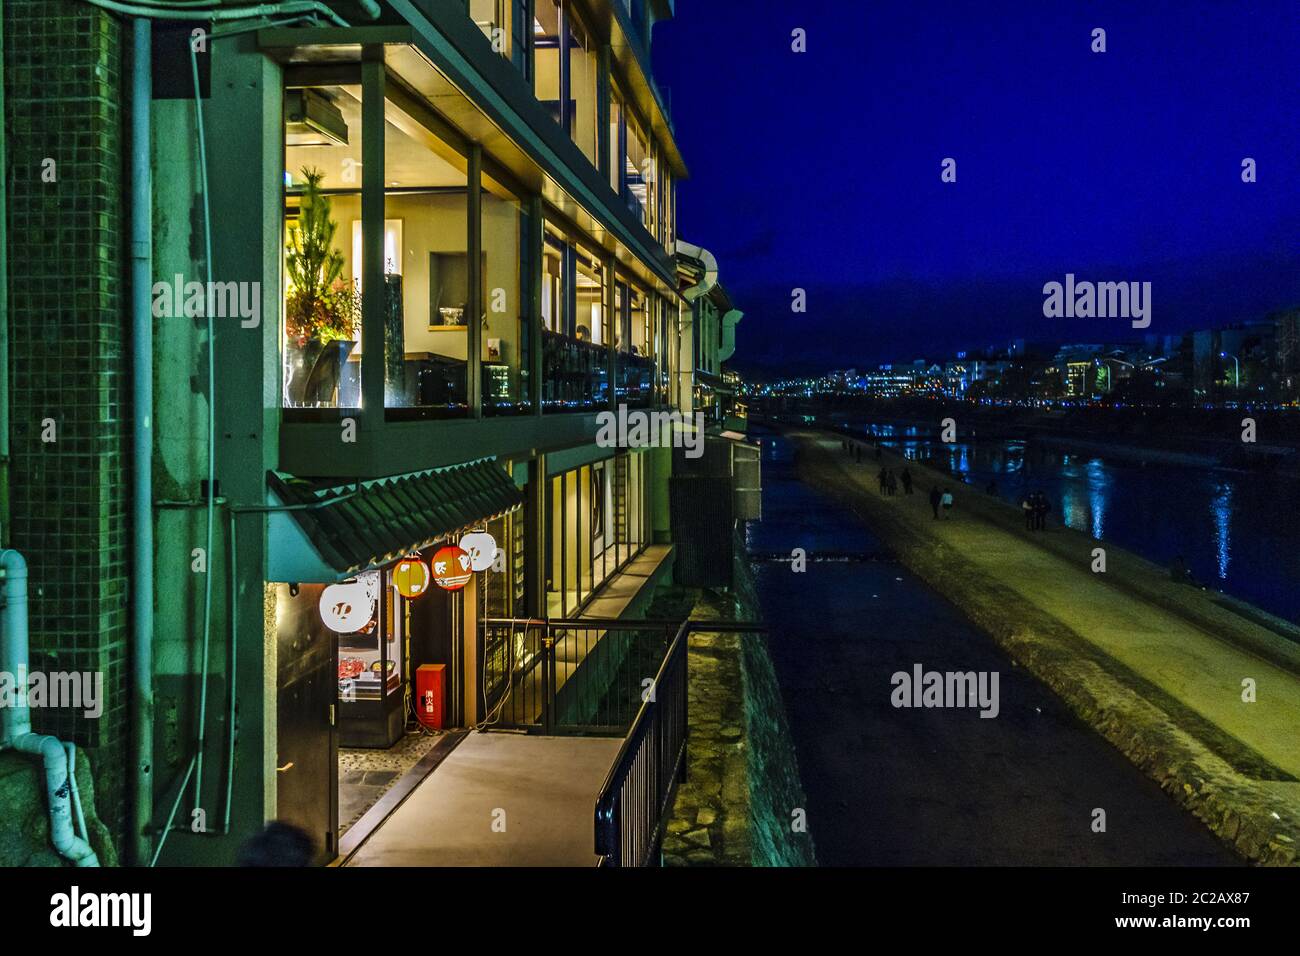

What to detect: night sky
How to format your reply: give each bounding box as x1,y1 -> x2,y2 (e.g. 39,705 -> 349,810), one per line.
653,1 -> 1300,376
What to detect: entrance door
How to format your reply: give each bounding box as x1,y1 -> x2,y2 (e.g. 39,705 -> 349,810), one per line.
275,583 -> 339,864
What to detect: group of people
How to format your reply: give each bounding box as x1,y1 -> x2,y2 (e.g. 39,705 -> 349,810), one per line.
876,466 -> 914,496
1019,490 -> 1052,531
928,485 -> 954,519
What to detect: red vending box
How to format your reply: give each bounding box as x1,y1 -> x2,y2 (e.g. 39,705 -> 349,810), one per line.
415,664 -> 445,730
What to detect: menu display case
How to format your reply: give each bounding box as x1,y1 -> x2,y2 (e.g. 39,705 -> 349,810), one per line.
337,569 -> 406,748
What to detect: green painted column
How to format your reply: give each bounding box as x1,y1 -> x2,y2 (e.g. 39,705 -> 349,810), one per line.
468,144 -> 483,417
528,194 -> 544,417
360,51 -> 386,419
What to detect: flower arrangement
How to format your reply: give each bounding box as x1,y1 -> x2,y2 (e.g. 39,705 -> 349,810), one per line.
285,166 -> 360,345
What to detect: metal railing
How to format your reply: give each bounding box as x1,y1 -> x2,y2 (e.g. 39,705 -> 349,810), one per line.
480,617 -> 680,735
593,619 -> 689,867
593,620 -> 766,867
480,616 -> 765,867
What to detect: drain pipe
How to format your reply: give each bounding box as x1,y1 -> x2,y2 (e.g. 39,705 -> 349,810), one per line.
0,0 -> 10,548
675,239 -> 718,303
0,550 -> 100,866
129,15 -> 154,869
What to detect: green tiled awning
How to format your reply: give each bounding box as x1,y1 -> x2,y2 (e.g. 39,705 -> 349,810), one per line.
267,459 -> 523,576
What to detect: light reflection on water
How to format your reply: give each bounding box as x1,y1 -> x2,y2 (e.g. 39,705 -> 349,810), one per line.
849,420 -> 1300,623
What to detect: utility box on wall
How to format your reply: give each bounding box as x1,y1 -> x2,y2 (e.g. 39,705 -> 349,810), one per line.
416,664 -> 446,730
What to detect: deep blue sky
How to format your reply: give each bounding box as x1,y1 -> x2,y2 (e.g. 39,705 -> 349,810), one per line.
653,2 -> 1300,376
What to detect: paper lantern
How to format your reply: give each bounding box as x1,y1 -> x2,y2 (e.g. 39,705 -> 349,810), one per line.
319,571 -> 378,632
431,546 -> 473,591
457,531 -> 498,573
393,554 -> 431,599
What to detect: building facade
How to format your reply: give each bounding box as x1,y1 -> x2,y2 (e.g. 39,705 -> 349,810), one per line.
2,0 -> 743,867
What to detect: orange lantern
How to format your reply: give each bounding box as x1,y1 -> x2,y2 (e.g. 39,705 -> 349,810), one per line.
393,555 -> 431,599
431,545 -> 473,591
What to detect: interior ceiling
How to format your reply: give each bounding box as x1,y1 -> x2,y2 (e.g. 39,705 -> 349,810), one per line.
286,85 -> 467,190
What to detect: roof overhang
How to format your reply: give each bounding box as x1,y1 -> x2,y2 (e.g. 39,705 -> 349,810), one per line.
266,458 -> 523,582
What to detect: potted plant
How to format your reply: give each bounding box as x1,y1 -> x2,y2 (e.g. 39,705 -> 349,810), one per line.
285,167 -> 361,406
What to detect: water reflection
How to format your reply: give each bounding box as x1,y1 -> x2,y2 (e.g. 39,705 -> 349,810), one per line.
848,421 -> 1300,623
1211,484 -> 1232,580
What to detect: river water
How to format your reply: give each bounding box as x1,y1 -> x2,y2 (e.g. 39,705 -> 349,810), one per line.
843,421 -> 1300,625
747,430 -> 1236,865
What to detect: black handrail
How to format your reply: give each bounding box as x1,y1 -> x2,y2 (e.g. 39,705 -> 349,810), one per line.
592,620 -> 690,867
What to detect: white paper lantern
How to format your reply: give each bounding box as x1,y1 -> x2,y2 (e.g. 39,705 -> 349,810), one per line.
457,531 -> 499,573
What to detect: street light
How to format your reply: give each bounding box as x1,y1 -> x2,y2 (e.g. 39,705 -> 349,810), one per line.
1220,351 -> 1241,389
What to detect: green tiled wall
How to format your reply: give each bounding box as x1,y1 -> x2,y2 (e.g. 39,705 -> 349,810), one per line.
4,1 -> 128,846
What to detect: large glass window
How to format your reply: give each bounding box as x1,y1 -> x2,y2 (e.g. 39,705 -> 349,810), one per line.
542,221 -> 609,412
382,97 -> 471,419
470,0 -> 531,76
482,185 -> 531,414
614,279 -> 651,407
545,458 -> 644,617
608,87 -> 624,193
283,84 -> 364,411
534,1 -> 563,126
567,10 -> 598,164
624,110 -> 651,229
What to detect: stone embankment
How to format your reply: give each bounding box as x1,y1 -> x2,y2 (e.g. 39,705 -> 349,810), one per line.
662,549 -> 816,867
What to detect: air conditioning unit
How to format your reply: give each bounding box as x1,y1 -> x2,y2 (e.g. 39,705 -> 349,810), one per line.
285,89 -> 349,148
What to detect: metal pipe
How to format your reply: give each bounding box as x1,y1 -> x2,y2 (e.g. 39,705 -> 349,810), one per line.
189,35 -> 216,826
223,508 -> 237,832
0,0 -> 10,548
129,15 -> 155,868
1,550 -> 100,866
82,0 -> 353,27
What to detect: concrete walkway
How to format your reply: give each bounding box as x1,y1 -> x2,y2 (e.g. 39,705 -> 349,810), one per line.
344,732 -> 621,866
795,429 -> 1300,862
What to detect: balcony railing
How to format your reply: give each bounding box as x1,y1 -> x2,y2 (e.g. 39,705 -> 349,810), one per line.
616,352 -> 653,408
480,617 -> 679,734
542,329 -> 610,413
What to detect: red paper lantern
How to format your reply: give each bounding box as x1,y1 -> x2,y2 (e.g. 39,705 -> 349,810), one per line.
393,555 -> 431,599
431,545 -> 472,591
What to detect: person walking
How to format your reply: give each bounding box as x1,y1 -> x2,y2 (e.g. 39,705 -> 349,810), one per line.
1038,492 -> 1052,530
878,467 -> 888,494
940,487 -> 954,518
1020,493 -> 1034,530
887,470 -> 898,496
929,486 -> 942,519
1032,491 -> 1051,531
901,468 -> 913,495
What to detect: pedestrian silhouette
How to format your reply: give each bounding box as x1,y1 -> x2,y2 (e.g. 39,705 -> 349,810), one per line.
929,486 -> 942,519
901,468 -> 913,494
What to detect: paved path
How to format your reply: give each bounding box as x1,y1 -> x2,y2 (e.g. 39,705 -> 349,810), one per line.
751,435 -> 1236,864
802,430 -> 1300,784
345,733 -> 620,866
